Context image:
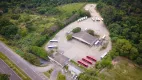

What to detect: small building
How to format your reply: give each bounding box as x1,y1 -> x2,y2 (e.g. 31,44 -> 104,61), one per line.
72,31 -> 98,46
49,52 -> 70,68
68,65 -> 82,76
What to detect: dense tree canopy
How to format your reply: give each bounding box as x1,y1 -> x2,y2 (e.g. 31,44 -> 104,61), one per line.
96,0 -> 142,65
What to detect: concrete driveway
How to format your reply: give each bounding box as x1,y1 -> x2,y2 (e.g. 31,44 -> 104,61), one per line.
45,4 -> 112,62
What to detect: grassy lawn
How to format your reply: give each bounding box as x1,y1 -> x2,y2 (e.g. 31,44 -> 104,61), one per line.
57,3 -> 86,20
44,69 -> 53,78
98,57 -> 142,80
0,52 -> 31,80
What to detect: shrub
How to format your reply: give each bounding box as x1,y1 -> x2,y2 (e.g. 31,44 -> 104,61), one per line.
25,22 -> 35,32
0,74 -> 9,80
57,72 -> 66,80
35,36 -> 48,47
0,25 -> 18,38
96,58 -> 112,69
11,14 -> 20,20
100,41 -> 109,50
66,34 -> 72,41
86,29 -> 95,36
23,53 -> 40,66
30,46 -> 48,60
72,27 -> 81,33
78,9 -> 91,17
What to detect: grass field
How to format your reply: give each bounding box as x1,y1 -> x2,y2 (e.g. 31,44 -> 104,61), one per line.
0,52 -> 31,80
98,57 -> 142,80
57,3 -> 86,20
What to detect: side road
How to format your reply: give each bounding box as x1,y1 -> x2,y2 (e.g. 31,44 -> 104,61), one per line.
0,41 -> 53,80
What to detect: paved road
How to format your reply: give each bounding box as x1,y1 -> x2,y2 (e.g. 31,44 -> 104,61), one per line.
0,59 -> 21,80
50,69 -> 60,80
0,41 -> 48,80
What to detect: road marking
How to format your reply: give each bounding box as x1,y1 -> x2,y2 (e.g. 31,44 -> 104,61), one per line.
0,68 -> 4,73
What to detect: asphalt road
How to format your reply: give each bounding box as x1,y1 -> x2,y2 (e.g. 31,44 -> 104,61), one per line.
0,59 -> 21,80
0,41 -> 48,80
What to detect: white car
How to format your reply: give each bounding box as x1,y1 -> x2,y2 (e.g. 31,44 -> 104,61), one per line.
91,17 -> 95,21
96,18 -> 100,21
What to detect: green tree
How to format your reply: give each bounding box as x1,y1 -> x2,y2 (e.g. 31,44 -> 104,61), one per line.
66,34 -> 72,41
0,25 -> 18,38
30,46 -> 48,60
129,47 -> 138,60
86,29 -> 95,36
72,27 -> 81,33
78,69 -> 98,80
0,74 -> 9,80
136,57 -> 142,65
57,72 -> 66,80
115,39 -> 132,57
35,36 -> 47,47
23,53 -> 40,66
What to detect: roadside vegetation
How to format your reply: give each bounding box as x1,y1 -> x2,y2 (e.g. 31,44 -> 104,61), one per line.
0,52 -> 31,80
44,69 -> 53,78
57,72 -> 66,80
0,0 -> 88,66
0,74 -> 9,80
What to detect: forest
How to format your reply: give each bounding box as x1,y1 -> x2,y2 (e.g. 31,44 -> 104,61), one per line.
97,0 -> 142,65
78,0 -> 142,80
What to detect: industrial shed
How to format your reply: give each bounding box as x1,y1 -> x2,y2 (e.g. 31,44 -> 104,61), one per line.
72,31 -> 98,46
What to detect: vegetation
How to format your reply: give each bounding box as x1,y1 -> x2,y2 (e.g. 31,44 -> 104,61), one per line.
78,57 -> 142,80
57,72 -> 66,80
0,74 -> 9,80
0,0 -> 87,65
0,52 -> 31,80
57,3 -> 86,20
86,29 -> 95,36
78,0 -> 142,79
44,69 -> 53,78
100,41 -> 109,50
97,0 -> 142,65
66,34 -> 72,41
30,46 -> 48,60
78,69 -> 98,80
23,53 -> 40,66
72,27 -> 81,33
98,57 -> 142,80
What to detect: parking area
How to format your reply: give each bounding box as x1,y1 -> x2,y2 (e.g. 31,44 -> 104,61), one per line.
45,4 -> 112,62
0,59 -> 21,80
